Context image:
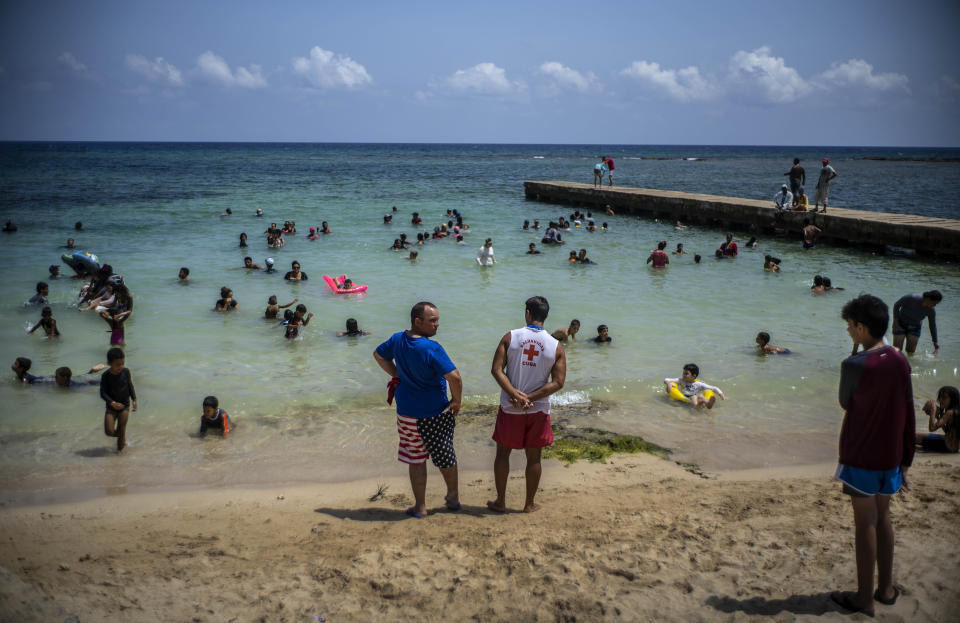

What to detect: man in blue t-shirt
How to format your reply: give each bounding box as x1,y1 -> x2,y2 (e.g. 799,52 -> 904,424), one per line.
374,301 -> 462,519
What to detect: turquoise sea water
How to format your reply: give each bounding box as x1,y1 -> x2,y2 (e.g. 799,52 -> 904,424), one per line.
1,143 -> 958,497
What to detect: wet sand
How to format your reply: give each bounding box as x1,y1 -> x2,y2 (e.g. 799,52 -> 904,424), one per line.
1,452 -> 958,622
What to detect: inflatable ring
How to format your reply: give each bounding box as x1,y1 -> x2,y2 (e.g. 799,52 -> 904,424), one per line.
667,382 -> 715,403
62,250 -> 100,275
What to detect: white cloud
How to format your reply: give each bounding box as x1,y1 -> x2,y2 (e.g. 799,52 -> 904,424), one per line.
538,62 -> 600,93
818,59 -> 908,92
58,52 -> 87,74
195,51 -> 267,88
620,60 -> 713,101
729,47 -> 808,103
446,62 -> 525,94
291,46 -> 371,89
125,54 -> 184,86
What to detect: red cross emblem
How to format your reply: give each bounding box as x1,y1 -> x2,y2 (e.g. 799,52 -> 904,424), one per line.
522,344 -> 540,361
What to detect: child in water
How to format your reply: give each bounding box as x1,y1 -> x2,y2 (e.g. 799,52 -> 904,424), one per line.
337,318 -> 370,337
199,395 -> 232,439
917,386 -> 959,453
100,347 -> 136,452
284,304 -> 313,339
664,363 -> 726,410
28,306 -> 60,337
25,282 -> 49,306
763,255 -> 781,272
755,331 -> 790,354
264,295 -> 298,319
552,319 -> 580,342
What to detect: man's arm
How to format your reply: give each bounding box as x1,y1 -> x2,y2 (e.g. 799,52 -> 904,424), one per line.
444,369 -> 462,416
927,308 -> 938,351
491,332 -> 529,408
525,344 -> 566,404
373,350 -> 398,377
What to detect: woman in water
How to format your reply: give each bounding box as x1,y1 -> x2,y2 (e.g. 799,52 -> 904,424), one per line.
673,243 -> 687,255
284,261 -> 308,281
476,238 -> 495,266
239,232 -> 248,247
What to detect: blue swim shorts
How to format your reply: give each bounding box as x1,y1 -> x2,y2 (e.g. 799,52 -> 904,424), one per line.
892,320 -> 921,337
835,464 -> 902,497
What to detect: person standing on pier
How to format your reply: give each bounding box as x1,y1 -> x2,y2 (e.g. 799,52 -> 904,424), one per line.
374,302 -> 463,518
602,156 -> 615,186
488,296 -> 566,513
815,158 -> 838,213
784,158 -> 806,204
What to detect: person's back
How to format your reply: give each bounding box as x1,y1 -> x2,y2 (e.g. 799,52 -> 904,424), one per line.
500,326 -> 560,415
378,331 -> 453,414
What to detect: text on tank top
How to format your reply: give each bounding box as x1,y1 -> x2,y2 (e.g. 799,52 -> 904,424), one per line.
500,325 -> 558,414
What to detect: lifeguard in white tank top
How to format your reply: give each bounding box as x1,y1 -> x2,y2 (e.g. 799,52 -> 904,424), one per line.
499,325 -> 559,414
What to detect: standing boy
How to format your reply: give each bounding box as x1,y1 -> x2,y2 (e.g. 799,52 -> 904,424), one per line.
488,296 -> 566,513
374,302 -> 462,518
100,347 -> 137,452
831,294 -> 914,616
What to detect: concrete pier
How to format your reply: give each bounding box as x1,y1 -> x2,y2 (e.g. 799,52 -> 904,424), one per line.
524,181 -> 960,260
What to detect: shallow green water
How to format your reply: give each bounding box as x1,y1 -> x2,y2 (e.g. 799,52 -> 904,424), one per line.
1,143 -> 958,496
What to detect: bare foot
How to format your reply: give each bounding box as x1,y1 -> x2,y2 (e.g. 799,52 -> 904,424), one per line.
706,395 -> 717,410
522,502 -> 541,513
486,500 -> 506,513
694,401 -> 705,411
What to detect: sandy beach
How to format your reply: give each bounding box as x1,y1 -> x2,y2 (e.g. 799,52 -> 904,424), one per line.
1,451 -> 957,622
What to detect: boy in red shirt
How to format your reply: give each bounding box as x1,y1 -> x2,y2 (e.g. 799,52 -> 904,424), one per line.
832,294 -> 914,616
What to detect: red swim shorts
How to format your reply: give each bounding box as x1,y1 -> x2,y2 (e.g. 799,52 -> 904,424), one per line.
492,408 -> 554,450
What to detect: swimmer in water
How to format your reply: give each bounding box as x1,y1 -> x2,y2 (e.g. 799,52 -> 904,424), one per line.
551,319 -> 580,342
255,208 -> 263,217
811,275 -> 826,295
28,306 -> 60,337
763,255 -> 781,272
216,287 -> 239,312
229,256 -> 261,271
527,242 -> 541,255
220,208 -> 233,217
577,248 -> 596,265
646,241 -> 669,268
178,267 -> 191,283
663,363 -> 726,411
263,258 -> 276,273
284,303 -> 313,339
568,250 -> 578,262
239,232 -> 248,247
338,317 -> 370,337
673,243 -> 688,255
320,221 -> 332,234
199,396 -> 232,438
49,265 -> 60,279
407,250 -> 419,260
592,324 -> 612,343
307,227 -> 319,240
755,331 -> 790,354
25,282 -> 49,306
64,238 -> 75,249
265,295 -> 298,319
284,261 -> 308,281
337,278 -> 356,290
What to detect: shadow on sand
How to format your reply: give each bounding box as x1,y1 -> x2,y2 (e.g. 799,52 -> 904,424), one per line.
313,504 -> 495,522
706,592 -> 841,617
75,447 -> 114,458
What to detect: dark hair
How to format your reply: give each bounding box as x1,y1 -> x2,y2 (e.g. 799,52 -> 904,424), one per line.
75,221 -> 82,230
55,366 -> 71,379
244,256 -> 252,262
793,158 -> 800,164
841,294 -> 889,339
410,301 -> 436,324
15,357 -> 31,372
49,264 -> 59,274
597,324 -> 608,333
179,267 -> 190,276
803,218 -> 811,226
203,396 -> 219,409
823,277 -> 832,287
268,295 -> 277,304
220,286 -> 230,298
283,309 -> 295,322
694,254 -> 701,263
813,275 -> 823,286
715,249 -> 724,258
756,331 -> 770,345
937,386 -> 959,410
570,318 -> 580,327
36,281 -> 48,292
657,241 -> 667,250
676,243 -> 683,251
346,318 -> 359,331
923,290 -> 943,303
291,260 -> 300,268
747,236 -> 757,245
41,306 -> 52,316
107,347 -> 125,363
683,363 -> 700,377
525,296 -> 550,322
295,303 -> 307,314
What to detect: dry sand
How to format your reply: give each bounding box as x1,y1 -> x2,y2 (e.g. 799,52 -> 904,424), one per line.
1,452 -> 958,622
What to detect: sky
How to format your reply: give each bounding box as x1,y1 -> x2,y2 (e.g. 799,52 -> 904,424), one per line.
1,0 -> 958,145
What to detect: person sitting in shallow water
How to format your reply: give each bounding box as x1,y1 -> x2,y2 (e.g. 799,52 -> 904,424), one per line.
526,242 -> 541,255
918,386 -> 959,453
264,295 -> 297,319
592,324 -> 612,343
284,261 -> 307,281
216,287 -> 238,312
338,317 -> 370,337
755,331 -> 790,354
673,243 -> 688,255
